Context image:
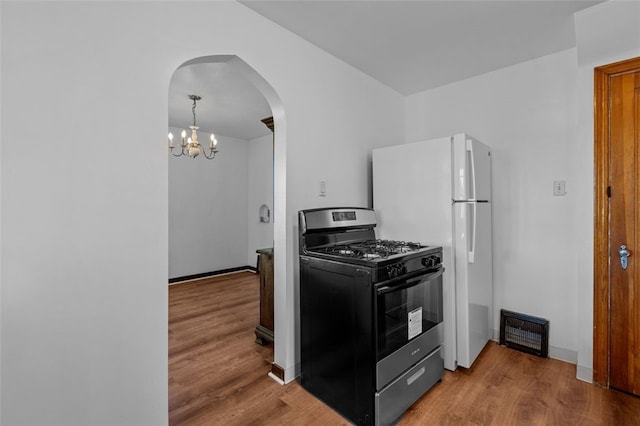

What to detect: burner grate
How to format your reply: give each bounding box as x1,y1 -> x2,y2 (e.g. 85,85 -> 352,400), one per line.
352,240 -> 425,257
308,239 -> 429,261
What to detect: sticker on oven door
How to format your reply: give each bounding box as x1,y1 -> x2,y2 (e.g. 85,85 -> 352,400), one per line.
408,307 -> 423,340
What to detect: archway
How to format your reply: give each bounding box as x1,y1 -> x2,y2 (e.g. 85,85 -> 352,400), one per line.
167,55 -> 287,381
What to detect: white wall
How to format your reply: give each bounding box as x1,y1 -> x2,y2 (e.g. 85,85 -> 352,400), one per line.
247,133 -> 274,265
406,49 -> 580,363
168,127 -> 249,279
0,2 -> 404,425
573,0 -> 640,383
169,128 -> 274,278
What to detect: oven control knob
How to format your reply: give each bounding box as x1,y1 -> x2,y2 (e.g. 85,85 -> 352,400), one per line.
387,265 -> 397,278
399,264 -> 407,275
422,256 -> 438,268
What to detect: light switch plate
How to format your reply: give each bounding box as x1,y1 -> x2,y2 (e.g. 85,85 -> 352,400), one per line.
553,180 -> 566,196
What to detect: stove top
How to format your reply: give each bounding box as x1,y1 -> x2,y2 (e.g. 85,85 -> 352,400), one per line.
298,208 -> 443,275
309,239 -> 430,260
304,238 -> 441,270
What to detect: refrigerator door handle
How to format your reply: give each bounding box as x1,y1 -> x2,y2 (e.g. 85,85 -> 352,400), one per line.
468,202 -> 476,263
466,138 -> 477,200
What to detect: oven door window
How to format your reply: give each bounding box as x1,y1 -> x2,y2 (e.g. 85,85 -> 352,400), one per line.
376,269 -> 443,361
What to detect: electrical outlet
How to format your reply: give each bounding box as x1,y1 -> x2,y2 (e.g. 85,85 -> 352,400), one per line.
553,180 -> 566,196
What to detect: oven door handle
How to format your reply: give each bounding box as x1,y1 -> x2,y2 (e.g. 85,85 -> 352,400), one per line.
375,266 -> 444,295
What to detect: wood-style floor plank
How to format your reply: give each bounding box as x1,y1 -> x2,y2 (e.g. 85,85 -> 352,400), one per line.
169,272 -> 640,425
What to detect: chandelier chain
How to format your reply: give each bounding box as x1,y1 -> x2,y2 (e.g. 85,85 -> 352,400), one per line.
192,98 -> 197,127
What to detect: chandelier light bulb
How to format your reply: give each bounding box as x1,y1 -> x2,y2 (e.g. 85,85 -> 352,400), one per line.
168,132 -> 174,148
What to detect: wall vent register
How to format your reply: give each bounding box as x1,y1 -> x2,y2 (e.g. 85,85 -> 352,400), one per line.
499,309 -> 549,358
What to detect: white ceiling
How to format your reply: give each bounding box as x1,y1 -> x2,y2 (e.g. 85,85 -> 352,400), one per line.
168,60 -> 273,141
169,0 -> 603,140
241,0 -> 603,95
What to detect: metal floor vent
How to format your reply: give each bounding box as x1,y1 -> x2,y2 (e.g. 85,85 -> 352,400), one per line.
499,309 -> 549,358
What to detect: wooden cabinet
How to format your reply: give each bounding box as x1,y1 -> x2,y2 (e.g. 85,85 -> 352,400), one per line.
255,248 -> 274,345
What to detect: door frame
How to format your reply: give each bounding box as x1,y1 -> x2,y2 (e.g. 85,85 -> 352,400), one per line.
593,56 -> 640,387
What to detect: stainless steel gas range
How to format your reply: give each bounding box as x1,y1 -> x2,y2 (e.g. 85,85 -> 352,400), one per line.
298,207 -> 444,426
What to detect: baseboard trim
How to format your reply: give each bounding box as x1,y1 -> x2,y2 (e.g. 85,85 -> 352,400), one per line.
548,345 -> 577,364
576,365 -> 593,383
268,372 -> 285,385
169,266 -> 257,284
270,362 -> 285,382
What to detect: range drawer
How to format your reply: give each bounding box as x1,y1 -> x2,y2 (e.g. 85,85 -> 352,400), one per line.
376,322 -> 443,390
375,346 -> 443,426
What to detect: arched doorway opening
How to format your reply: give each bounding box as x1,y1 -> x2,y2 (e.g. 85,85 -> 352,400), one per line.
167,55 -> 287,416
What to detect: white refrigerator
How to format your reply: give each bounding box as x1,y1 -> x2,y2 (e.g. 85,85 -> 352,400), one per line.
372,133 -> 493,370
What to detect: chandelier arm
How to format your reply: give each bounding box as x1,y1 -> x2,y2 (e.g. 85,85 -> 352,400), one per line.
202,149 -> 217,160
170,146 -> 187,157
200,144 -> 218,159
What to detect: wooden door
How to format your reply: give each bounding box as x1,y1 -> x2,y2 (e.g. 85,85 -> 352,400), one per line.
594,57 -> 640,394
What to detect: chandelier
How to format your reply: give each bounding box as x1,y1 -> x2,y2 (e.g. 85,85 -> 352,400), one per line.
168,95 -> 219,159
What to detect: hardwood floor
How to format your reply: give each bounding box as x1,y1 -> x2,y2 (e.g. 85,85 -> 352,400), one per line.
169,272 -> 640,425
402,344 -> 640,425
169,272 -> 346,425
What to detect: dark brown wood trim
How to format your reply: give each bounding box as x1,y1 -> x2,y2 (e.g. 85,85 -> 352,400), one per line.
254,324 -> 274,345
261,116 -> 274,132
593,56 -> 640,387
168,266 -> 257,284
270,362 -> 285,381
593,64 -> 610,387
